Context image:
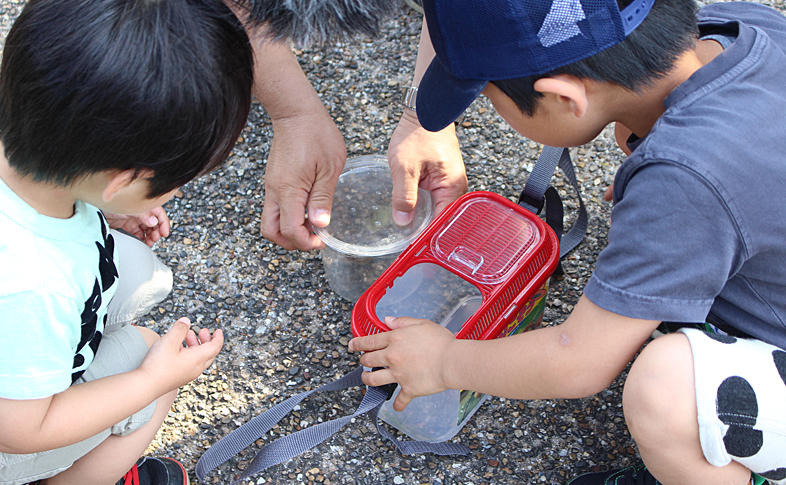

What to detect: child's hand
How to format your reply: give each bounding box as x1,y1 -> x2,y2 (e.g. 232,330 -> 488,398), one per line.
139,318 -> 224,394
104,206 -> 171,247
348,316 -> 456,412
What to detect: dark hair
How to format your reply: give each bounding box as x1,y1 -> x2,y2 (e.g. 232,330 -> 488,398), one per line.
493,0 -> 699,116
234,0 -> 398,47
0,0 -> 254,198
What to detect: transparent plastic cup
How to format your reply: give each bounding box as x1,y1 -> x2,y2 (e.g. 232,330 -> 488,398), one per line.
314,154 -> 433,302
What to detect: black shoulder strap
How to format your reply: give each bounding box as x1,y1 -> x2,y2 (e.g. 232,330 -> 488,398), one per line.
518,146 -> 588,259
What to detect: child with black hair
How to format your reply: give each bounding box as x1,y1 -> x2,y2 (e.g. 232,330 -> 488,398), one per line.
350,0 -> 786,484
0,0 -> 253,483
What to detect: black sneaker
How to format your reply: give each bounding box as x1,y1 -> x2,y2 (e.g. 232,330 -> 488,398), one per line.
568,464 -> 660,485
116,457 -> 188,485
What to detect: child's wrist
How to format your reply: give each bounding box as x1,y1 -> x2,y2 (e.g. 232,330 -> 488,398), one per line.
437,338 -> 463,392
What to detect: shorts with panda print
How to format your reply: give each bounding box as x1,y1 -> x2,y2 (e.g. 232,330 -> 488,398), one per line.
680,328 -> 786,483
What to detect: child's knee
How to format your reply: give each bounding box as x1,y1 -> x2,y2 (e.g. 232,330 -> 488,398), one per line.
134,325 -> 161,349
623,333 -> 696,437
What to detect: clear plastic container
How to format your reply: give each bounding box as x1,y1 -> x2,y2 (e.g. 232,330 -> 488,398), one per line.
372,263 -> 487,442
314,155 -> 433,302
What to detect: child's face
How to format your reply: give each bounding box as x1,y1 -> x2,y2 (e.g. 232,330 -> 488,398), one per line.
481,82 -> 607,148
103,179 -> 179,215
83,172 -> 179,216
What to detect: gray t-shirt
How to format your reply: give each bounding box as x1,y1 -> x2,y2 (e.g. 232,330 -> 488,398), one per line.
583,2 -> 786,349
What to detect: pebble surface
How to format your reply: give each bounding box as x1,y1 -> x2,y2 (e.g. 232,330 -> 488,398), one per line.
1,0 -> 784,483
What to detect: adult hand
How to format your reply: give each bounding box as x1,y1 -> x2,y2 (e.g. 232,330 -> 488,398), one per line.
248,33 -> 346,251
349,316 -> 456,412
139,318 -> 224,393
260,106 -> 346,250
387,110 -> 467,225
103,206 -> 170,247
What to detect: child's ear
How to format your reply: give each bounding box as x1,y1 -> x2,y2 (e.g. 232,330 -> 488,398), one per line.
533,74 -> 588,118
102,169 -> 153,202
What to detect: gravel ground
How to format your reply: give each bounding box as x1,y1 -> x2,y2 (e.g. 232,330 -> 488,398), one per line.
2,0 -> 785,484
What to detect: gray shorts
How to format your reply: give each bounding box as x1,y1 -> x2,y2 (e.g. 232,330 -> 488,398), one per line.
0,231 -> 172,485
682,328 -> 786,484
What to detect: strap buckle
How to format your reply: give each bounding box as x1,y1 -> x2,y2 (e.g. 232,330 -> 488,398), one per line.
518,191 -> 545,215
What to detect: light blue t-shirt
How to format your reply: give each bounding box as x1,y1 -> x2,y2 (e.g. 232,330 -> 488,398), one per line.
0,177 -> 119,399
584,2 -> 786,349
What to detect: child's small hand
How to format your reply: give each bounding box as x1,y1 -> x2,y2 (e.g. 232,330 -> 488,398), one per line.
348,316 -> 456,412
140,318 -> 224,394
104,206 -> 171,247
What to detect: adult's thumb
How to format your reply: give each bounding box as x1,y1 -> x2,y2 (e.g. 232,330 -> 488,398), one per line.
307,178 -> 338,229
389,167 -> 421,226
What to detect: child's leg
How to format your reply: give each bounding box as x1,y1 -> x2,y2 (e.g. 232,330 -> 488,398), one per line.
2,325 -> 162,485
105,230 -> 173,328
624,332 -> 751,485
43,327 -> 177,485
625,331 -> 786,485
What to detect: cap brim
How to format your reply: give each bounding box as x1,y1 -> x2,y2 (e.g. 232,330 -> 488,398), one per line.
416,58 -> 487,132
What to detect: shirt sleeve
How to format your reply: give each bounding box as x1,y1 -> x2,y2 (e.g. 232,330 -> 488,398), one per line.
584,162 -> 745,323
0,291 -> 81,399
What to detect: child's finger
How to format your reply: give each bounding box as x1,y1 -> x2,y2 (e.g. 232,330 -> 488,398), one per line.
210,329 -> 224,350
357,348 -> 385,369
361,366 -> 395,388
383,316 -> 425,330
163,317 -> 191,345
348,333 -> 386,353
198,327 -> 213,344
156,211 -> 171,238
191,329 -> 224,362
392,390 -> 414,412
184,329 -> 200,347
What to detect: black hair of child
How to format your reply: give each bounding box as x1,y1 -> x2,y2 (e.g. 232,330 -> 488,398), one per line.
493,0 -> 700,116
0,0 -> 254,198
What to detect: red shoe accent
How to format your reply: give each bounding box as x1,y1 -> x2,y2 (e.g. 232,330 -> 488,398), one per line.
120,463 -> 140,485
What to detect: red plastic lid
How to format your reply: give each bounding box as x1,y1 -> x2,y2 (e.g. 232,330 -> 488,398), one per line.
431,197 -> 540,285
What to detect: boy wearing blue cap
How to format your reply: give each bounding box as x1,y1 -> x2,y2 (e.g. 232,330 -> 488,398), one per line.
350,0 -> 786,484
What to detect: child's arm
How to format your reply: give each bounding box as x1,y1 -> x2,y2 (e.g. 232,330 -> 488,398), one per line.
0,318 -> 222,454
349,295 -> 659,412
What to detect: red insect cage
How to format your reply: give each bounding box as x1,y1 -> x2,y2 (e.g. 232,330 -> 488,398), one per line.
352,191 -> 559,341
350,191 -> 560,442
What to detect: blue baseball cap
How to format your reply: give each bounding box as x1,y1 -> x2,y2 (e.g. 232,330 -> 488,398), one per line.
417,0 -> 655,132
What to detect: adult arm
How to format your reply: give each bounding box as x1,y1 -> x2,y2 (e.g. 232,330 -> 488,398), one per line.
350,295 -> 659,411
387,18 -> 467,225
0,319 -> 222,454
250,32 -> 346,251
